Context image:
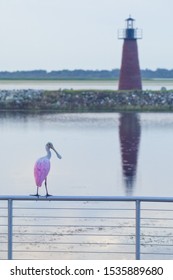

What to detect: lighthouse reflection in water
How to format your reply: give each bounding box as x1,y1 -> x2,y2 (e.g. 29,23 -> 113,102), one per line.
119,113 -> 141,195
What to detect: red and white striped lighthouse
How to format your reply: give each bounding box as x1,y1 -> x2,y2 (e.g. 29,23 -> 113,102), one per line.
118,16 -> 142,90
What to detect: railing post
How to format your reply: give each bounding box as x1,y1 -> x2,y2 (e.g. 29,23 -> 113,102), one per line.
135,200 -> 141,260
8,199 -> 13,260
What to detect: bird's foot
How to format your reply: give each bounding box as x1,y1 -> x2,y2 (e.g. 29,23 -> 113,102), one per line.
46,193 -> 52,198
30,194 -> 39,197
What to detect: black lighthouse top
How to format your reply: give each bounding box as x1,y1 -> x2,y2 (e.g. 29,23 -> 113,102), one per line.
118,16 -> 142,40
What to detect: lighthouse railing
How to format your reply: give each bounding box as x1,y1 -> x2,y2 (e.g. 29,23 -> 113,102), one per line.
118,28 -> 142,39
0,195 -> 173,260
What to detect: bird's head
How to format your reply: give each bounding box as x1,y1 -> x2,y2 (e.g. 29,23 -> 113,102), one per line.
46,142 -> 54,149
46,142 -> 62,159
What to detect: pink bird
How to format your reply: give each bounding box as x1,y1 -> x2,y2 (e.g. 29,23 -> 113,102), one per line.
33,142 -> 62,196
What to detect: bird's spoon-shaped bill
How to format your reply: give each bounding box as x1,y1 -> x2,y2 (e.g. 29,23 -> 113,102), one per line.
56,152 -> 62,159
52,147 -> 62,159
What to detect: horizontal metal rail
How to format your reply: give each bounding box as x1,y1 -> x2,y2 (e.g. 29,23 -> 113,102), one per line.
0,195 -> 173,260
1,195 -> 173,201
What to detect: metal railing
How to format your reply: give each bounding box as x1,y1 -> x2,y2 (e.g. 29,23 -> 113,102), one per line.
0,195 -> 173,260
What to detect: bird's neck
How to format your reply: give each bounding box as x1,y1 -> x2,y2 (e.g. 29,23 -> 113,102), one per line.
46,149 -> 51,159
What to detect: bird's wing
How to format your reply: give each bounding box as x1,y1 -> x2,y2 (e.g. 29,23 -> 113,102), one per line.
34,157 -> 51,187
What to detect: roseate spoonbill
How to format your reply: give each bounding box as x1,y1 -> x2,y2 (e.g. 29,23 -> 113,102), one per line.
33,142 -> 62,196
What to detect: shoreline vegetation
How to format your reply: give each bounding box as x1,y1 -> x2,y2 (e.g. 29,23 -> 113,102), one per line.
1,88 -> 173,112
0,68 -> 173,79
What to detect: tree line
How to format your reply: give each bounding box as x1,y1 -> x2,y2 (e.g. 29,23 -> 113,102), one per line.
0,68 -> 173,79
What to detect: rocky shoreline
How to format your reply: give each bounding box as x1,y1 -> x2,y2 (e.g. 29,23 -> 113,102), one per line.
1,89 -> 173,112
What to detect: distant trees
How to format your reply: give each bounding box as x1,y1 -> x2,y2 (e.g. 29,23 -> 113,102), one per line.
141,68 -> 173,79
0,68 -> 173,79
0,69 -> 119,80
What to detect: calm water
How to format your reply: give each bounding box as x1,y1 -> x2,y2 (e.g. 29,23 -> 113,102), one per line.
1,112 -> 173,197
0,79 -> 173,90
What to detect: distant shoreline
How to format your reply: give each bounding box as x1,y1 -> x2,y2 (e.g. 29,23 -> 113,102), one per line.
0,78 -> 173,81
0,68 -> 172,80
1,89 -> 173,112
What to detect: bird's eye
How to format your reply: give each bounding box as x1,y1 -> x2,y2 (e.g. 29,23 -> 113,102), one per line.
48,142 -> 53,148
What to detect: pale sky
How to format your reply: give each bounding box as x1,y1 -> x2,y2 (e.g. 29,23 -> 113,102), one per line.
0,0 -> 173,71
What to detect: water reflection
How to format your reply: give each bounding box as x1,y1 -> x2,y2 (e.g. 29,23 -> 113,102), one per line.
119,113 -> 141,195
1,111 -> 173,197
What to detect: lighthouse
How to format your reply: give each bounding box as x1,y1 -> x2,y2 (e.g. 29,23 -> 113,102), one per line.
118,16 -> 142,90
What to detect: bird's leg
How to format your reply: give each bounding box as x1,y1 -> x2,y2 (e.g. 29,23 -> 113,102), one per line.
45,178 -> 51,197
30,186 -> 39,197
